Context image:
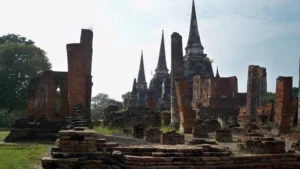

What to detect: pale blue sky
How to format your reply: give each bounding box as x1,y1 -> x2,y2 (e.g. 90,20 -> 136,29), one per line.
0,0 -> 299,101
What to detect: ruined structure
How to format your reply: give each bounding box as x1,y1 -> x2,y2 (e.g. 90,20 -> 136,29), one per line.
192,73 -> 246,119
27,71 -> 69,122
175,77 -> 195,133
239,65 -> 267,124
148,31 -> 171,112
273,76 -> 293,134
256,103 -> 274,126
5,29 -> 94,142
128,79 -> 138,106
238,135 -> 285,154
183,0 -> 214,99
170,32 -> 185,127
102,105 -> 161,129
136,52 -> 148,106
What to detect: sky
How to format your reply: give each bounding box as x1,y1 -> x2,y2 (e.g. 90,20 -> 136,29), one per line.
0,0 -> 299,101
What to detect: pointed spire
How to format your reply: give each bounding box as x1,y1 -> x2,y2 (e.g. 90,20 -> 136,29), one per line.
216,66 -> 220,78
137,51 -> 146,83
132,78 -> 137,93
155,30 -> 169,74
186,0 -> 204,54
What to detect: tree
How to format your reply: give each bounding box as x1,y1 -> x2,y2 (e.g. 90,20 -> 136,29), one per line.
0,34 -> 52,112
292,87 -> 298,97
91,93 -> 122,120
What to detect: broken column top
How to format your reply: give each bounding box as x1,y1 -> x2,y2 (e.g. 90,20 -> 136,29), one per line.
248,65 -> 266,77
277,76 -> 293,81
80,29 -> 93,45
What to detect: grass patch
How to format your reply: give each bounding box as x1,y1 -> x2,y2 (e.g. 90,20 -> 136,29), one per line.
160,125 -> 179,133
0,142 -> 52,169
0,131 -> 9,140
94,125 -> 120,135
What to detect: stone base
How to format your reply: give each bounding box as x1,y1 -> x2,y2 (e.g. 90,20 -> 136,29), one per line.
161,131 -> 184,145
237,136 -> 285,154
193,125 -> 208,138
215,129 -> 233,142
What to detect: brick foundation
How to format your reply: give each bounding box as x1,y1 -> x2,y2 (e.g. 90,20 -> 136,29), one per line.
161,131 -> 184,145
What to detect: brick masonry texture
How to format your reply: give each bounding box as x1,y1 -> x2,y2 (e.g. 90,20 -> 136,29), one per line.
274,76 -> 293,133
27,71 -> 69,122
175,77 -> 195,133
245,65 -> 267,122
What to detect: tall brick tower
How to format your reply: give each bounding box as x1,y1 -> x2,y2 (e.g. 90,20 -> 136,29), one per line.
274,76 -> 293,133
67,29 -> 93,127
136,51 -> 148,106
246,65 -> 267,122
183,0 -> 214,99
170,32 -> 185,127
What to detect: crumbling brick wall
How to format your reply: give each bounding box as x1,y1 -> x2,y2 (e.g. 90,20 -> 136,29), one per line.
246,65 -> 267,122
256,103 -> 274,125
175,77 -> 194,133
27,71 -> 68,122
192,75 -> 245,109
274,76 -> 293,133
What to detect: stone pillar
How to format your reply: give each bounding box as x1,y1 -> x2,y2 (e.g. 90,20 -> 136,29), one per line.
170,32 -> 184,127
274,76 -> 293,133
246,65 -> 267,122
80,29 -> 93,75
80,29 -> 93,128
175,77 -> 194,133
67,43 -> 87,116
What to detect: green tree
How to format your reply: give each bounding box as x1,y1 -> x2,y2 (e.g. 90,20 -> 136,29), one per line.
267,92 -> 275,104
91,93 -> 122,120
292,87 -> 298,97
0,34 -> 52,112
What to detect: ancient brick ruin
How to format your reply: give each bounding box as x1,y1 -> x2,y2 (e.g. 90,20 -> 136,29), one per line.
192,74 -> 246,120
5,29 -> 94,142
273,76 -> 293,134
239,65 -> 267,124
6,0 -> 298,168
175,77 -> 195,133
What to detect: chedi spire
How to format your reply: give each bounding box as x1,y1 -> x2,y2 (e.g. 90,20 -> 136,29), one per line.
185,0 -> 204,55
137,51 -> 146,83
155,30 -> 168,74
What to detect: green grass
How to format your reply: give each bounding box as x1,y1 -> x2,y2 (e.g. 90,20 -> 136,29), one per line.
0,142 -> 52,169
0,131 -> 9,140
0,129 -> 53,169
94,125 -> 120,135
160,125 -> 179,133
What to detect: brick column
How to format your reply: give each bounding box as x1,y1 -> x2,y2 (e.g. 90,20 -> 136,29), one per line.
175,77 -> 194,133
67,43 -> 87,116
170,32 -> 184,127
274,76 -> 293,133
245,65 -> 267,122
80,29 -> 93,128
